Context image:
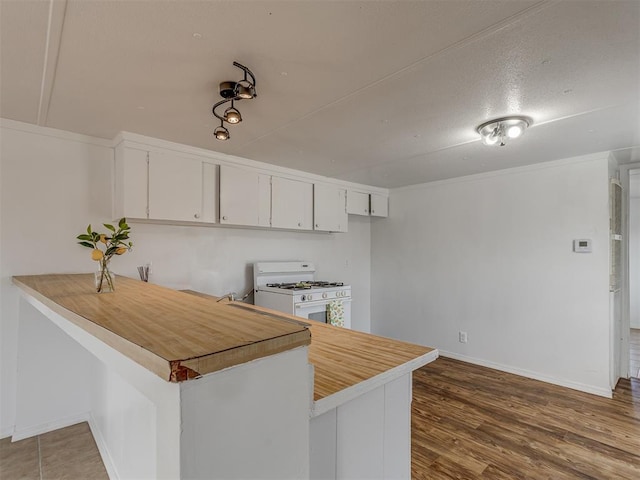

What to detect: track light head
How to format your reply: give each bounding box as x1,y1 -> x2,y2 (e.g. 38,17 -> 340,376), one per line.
235,80 -> 256,100
214,124 -> 230,141
224,101 -> 242,124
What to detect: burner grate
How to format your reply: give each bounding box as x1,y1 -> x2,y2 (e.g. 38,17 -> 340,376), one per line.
265,281 -> 344,290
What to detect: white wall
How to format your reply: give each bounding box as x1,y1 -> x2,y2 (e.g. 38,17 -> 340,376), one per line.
630,169 -> 640,329
371,154 -> 612,396
0,121 -> 371,436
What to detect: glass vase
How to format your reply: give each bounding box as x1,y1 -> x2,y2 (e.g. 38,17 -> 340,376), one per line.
95,260 -> 115,293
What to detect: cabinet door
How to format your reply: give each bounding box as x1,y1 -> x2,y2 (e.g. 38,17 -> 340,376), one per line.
219,165 -> 271,227
271,176 -> 313,230
370,194 -> 388,217
148,151 -> 203,222
314,184 -> 348,232
201,163 -> 219,224
114,146 -> 148,219
346,191 -> 369,216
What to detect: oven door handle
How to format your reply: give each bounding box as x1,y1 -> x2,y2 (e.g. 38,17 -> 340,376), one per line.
295,298 -> 352,309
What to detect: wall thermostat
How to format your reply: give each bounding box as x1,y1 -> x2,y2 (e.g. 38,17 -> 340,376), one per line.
573,239 -> 592,253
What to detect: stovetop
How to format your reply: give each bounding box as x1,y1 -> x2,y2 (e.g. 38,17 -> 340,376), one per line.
266,281 -> 345,291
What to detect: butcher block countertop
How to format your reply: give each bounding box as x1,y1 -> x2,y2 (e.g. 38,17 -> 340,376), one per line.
13,274 -> 437,407
183,292 -> 438,415
12,274 -> 311,382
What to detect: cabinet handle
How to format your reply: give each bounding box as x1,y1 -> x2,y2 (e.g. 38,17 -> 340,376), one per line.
298,222 -> 302,227
194,213 -> 200,219
222,216 -> 228,221
371,210 -> 375,214
315,224 -> 319,228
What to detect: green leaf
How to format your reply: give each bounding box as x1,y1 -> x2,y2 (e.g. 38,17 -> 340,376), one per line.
103,223 -> 116,232
76,234 -> 92,241
86,224 -> 92,234
78,241 -> 94,248
91,232 -> 100,242
118,217 -> 126,229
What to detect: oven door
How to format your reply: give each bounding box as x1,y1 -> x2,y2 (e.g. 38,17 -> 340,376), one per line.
294,299 -> 352,326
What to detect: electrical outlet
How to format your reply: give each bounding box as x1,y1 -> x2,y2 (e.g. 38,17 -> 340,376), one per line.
459,331 -> 468,343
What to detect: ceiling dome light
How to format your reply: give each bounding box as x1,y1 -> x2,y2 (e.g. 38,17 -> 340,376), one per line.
224,101 -> 242,124
477,116 -> 531,147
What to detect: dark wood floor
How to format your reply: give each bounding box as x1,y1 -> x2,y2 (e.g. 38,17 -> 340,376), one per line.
412,357 -> 640,479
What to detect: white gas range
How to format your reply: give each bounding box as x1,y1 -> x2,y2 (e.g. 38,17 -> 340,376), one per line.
253,261 -> 351,328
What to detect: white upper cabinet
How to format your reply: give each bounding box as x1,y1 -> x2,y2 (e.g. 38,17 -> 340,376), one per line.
114,146 -> 149,220
114,133 -> 388,231
115,146 -> 217,223
271,176 -> 313,230
219,165 -> 270,227
346,191 -> 370,216
370,193 -> 388,217
148,151 -> 204,222
314,184 -> 347,232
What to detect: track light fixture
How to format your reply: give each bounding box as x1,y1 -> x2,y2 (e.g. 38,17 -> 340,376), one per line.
476,116 -> 531,146
212,62 -> 257,140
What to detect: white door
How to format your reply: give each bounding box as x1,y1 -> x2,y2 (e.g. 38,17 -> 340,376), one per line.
114,146 -> 149,219
148,151 -> 203,222
271,176 -> 313,230
219,165 -> 270,227
314,184 -> 347,232
346,191 -> 369,216
370,194 -> 388,217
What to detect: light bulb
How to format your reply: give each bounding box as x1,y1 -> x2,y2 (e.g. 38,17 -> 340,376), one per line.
225,108 -> 242,124
483,135 -> 499,146
507,125 -> 523,138
214,126 -> 229,141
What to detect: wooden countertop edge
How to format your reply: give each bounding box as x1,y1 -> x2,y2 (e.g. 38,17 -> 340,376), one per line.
13,277 -> 172,381
310,349 -> 439,418
179,330 -> 311,378
13,277 -> 312,383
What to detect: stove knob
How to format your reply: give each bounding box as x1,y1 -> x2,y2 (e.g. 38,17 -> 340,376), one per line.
308,294 -> 313,301
322,293 -> 327,299
301,295 -> 306,301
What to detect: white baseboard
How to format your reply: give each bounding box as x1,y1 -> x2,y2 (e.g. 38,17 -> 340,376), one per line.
88,414 -> 119,480
11,412 -> 91,441
439,350 -> 613,399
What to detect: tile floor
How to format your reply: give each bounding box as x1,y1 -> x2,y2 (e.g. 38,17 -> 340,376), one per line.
0,422 -> 108,479
631,328 -> 640,379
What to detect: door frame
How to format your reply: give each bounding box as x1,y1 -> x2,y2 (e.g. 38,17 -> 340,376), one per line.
619,162 -> 640,379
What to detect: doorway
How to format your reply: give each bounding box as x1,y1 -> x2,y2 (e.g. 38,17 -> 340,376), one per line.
629,168 -> 640,379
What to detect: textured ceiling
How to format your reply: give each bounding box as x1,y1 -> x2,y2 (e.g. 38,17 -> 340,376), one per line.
1,0 -> 639,188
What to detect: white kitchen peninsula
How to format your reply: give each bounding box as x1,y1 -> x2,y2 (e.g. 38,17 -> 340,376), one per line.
12,274 -> 437,479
